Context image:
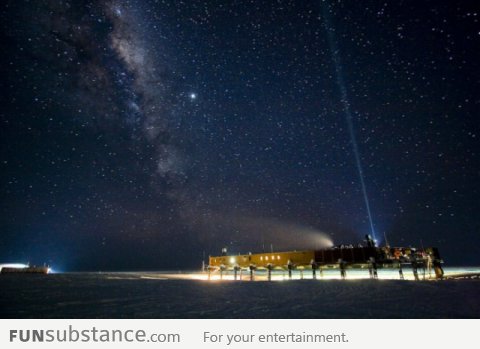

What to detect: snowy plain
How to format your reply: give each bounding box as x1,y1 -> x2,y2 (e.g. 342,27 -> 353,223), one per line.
0,268 -> 479,318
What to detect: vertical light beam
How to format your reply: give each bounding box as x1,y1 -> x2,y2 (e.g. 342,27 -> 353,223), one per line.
321,1 -> 376,240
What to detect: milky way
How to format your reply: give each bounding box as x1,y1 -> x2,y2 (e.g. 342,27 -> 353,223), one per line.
1,0 -> 478,269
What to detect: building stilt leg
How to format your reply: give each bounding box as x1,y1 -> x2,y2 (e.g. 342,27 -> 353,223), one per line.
249,265 -> 256,281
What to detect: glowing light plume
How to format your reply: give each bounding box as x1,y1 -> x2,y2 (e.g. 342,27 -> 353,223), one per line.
192,213 -> 334,251
321,1 -> 376,240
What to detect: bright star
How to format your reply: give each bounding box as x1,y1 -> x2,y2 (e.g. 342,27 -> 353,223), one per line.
189,93 -> 197,100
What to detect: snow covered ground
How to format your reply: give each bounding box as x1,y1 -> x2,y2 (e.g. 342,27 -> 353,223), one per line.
0,267 -> 479,318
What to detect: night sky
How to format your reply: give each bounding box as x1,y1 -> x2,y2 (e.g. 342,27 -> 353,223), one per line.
1,0 -> 478,270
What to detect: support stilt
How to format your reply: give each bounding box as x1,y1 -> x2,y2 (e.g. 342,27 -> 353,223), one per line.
368,257 -> 378,279
412,260 -> 419,281
249,264 -> 256,281
267,264 -> 273,281
234,266 -> 239,281
433,259 -> 444,280
287,260 -> 294,280
339,259 -> 346,279
311,260 -> 318,280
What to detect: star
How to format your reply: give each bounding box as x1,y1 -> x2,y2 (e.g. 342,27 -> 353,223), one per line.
1,0 -> 477,271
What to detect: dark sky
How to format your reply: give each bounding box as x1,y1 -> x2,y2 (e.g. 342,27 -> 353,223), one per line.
1,0 -> 478,270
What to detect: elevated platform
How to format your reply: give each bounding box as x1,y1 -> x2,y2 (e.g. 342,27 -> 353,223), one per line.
207,236 -> 444,280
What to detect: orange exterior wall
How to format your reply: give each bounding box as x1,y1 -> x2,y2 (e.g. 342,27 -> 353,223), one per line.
209,250 -> 315,269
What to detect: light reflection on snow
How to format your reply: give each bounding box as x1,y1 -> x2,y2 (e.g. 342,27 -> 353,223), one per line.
59,267 -> 480,283
124,267 -> 480,282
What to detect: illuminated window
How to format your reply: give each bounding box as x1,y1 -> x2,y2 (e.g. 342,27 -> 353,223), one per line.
260,256 -> 263,261
277,256 -> 280,260
266,256 -> 269,261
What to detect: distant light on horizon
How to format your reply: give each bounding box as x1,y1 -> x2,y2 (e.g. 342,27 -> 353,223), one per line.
0,263 -> 29,271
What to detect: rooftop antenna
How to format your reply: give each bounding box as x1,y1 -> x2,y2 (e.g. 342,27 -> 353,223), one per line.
270,243 -> 274,253
383,231 -> 390,248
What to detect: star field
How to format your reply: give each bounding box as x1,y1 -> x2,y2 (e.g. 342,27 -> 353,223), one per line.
0,0 -> 478,269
